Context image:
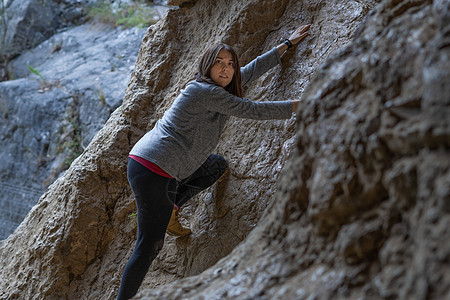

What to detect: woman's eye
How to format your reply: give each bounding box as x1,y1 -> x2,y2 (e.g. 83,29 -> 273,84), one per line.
215,60 -> 234,68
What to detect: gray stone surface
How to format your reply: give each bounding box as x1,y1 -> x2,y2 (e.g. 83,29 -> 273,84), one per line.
0,23 -> 146,240
0,0 -> 88,60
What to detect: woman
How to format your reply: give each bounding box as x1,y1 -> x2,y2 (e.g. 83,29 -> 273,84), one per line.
117,24 -> 311,300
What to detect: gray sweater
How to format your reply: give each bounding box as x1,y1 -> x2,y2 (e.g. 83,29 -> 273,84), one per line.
130,47 -> 293,180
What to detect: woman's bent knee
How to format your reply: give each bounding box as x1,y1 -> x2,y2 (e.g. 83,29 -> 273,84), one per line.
209,154 -> 228,175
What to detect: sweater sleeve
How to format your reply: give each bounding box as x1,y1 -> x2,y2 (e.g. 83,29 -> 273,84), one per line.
202,84 -> 292,120
240,47 -> 281,86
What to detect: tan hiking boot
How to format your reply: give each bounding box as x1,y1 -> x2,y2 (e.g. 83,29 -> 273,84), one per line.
167,207 -> 191,237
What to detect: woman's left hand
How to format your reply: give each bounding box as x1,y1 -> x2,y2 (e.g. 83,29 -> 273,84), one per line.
289,24 -> 311,45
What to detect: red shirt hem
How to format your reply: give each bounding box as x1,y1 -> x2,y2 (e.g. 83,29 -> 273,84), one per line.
129,155 -> 174,178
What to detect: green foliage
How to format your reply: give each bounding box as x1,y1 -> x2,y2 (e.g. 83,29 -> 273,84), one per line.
115,5 -> 156,28
98,88 -> 106,105
56,95 -> 83,168
87,1 -> 156,29
63,118 -> 83,167
27,65 -> 45,81
28,65 -> 62,93
128,212 -> 137,229
87,2 -> 117,26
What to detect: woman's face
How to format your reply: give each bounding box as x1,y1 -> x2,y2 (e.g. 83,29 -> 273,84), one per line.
210,49 -> 235,87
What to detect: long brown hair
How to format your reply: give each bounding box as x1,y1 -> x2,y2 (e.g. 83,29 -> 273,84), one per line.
194,43 -> 243,97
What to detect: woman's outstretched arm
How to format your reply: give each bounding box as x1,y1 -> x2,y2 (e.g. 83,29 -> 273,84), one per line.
277,24 -> 311,56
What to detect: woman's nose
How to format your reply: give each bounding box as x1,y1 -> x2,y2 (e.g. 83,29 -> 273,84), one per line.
222,64 -> 231,71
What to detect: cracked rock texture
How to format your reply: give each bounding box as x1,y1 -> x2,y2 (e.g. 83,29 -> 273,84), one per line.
1,0 -> 449,299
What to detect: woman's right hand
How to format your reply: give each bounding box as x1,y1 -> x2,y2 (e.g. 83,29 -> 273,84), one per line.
289,24 -> 311,45
277,24 -> 311,56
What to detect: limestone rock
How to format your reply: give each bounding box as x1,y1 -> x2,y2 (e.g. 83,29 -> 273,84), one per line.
0,0 -> 87,61
0,24 -> 146,240
1,0 -> 448,299
137,0 -> 450,299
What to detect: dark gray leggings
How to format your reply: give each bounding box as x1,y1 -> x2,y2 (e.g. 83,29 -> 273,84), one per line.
117,154 -> 227,300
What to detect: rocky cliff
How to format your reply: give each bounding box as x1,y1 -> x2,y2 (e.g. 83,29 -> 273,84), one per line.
1,0 -> 449,299
0,23 -> 146,240
0,0 -> 167,240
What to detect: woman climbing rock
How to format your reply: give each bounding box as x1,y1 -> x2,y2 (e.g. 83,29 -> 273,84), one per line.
117,24 -> 311,300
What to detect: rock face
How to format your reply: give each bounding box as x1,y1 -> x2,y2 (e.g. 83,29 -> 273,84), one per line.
0,0 -> 449,300
0,0 -> 88,61
0,24 -> 146,240
0,0 -> 170,240
137,0 -> 450,299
